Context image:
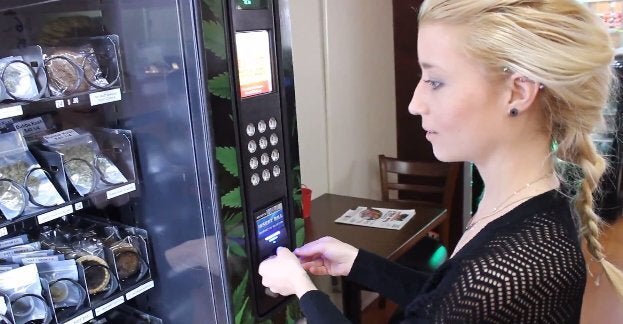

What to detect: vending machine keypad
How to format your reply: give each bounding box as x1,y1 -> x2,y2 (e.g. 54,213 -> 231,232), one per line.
246,117 -> 282,186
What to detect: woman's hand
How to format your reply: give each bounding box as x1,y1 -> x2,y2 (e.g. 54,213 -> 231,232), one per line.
294,236 -> 359,277
258,247 -> 317,298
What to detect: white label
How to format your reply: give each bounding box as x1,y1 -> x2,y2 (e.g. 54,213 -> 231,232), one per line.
42,129 -> 80,144
106,183 -> 136,200
74,202 -> 83,211
64,311 -> 94,324
0,228 -> 7,238
37,205 -> 73,224
95,296 -> 125,316
0,105 -> 23,119
72,97 -> 79,104
126,280 -> 154,300
21,255 -> 62,264
89,88 -> 121,106
13,117 -> 47,137
55,100 -> 64,108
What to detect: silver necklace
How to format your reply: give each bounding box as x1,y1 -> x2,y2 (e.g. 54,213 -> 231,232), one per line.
465,173 -> 553,231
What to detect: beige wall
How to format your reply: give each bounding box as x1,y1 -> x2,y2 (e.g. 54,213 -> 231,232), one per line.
290,0 -> 397,200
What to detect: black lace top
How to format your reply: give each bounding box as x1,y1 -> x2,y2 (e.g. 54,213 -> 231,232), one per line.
299,190 -> 586,323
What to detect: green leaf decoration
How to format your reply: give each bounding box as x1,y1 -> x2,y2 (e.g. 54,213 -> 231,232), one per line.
222,187 -> 242,208
227,223 -> 245,239
208,72 -> 232,100
203,0 -> 222,19
234,297 -> 249,324
202,20 -> 227,60
286,303 -> 296,324
232,271 -> 249,312
295,218 -> 305,247
227,238 -> 247,257
216,147 -> 238,177
224,212 -> 243,232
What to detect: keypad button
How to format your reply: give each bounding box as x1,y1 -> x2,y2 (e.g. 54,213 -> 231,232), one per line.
261,153 -> 270,166
246,123 -> 256,137
271,149 -> 279,162
262,169 -> 271,181
259,137 -> 268,150
269,117 -> 277,130
273,165 -> 281,177
251,173 -> 260,186
258,120 -> 267,133
250,157 -> 259,170
248,140 -> 257,153
270,134 -> 278,146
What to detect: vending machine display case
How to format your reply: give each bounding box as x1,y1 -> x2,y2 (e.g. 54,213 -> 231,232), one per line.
0,0 -> 303,323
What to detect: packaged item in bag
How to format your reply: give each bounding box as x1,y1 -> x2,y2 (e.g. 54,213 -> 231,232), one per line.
0,132 -> 65,220
43,36 -> 118,96
0,56 -> 39,102
42,128 -> 127,196
36,260 -> 85,310
0,264 -> 51,324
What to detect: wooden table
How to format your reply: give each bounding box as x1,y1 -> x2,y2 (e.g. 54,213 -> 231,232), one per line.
304,194 -> 447,323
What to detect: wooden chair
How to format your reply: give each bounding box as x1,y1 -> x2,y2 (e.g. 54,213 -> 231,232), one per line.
378,155 -> 460,247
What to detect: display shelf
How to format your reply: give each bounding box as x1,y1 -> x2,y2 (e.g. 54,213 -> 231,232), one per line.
0,87 -> 122,121
60,279 -> 155,324
0,180 -> 137,238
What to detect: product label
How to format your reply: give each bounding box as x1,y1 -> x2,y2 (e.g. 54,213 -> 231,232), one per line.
74,202 -> 83,211
64,311 -> 94,324
0,105 -> 23,119
94,296 -> 125,316
126,280 -> 154,300
42,129 -> 80,144
0,228 -> 7,238
21,255 -> 63,264
37,205 -> 73,224
106,183 -> 136,200
0,235 -> 26,249
13,117 -> 47,137
55,100 -> 64,108
89,88 -> 121,106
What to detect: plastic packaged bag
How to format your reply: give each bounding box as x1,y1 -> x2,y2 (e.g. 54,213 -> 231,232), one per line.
42,128 -> 127,196
36,260 -> 85,310
0,56 -> 39,102
0,132 -> 64,220
0,264 -> 51,324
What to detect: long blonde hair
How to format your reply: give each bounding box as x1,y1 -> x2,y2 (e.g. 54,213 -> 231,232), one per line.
419,0 -> 623,296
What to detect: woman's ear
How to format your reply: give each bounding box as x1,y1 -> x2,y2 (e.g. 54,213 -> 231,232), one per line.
507,73 -> 541,115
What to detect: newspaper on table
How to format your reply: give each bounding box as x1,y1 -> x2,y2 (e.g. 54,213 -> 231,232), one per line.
334,206 -> 415,230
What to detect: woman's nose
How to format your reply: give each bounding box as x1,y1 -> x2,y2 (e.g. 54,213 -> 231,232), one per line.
408,82 -> 427,115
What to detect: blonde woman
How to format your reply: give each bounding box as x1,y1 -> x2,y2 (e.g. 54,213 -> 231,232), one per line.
259,1 -> 623,322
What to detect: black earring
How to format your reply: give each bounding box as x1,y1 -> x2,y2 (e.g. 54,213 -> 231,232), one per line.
509,108 -> 519,117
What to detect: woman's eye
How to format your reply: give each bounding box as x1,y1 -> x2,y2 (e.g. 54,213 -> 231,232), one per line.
423,79 -> 443,90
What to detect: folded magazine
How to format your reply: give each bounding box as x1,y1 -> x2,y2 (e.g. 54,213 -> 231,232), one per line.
334,206 -> 415,230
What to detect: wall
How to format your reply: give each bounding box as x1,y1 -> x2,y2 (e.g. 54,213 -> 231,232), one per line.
290,0 -> 397,200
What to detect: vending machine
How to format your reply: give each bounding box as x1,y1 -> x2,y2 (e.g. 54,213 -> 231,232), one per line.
0,0 -> 303,323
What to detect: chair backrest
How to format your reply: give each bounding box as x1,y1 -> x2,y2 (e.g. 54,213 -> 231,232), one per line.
378,155 -> 460,210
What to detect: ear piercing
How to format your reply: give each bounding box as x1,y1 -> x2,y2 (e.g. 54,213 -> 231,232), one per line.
510,108 -> 519,117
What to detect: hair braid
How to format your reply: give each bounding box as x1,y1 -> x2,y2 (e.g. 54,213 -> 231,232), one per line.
572,133 -> 623,297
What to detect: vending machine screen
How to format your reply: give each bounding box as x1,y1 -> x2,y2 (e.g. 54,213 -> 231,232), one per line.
255,201 -> 289,259
235,30 -> 273,98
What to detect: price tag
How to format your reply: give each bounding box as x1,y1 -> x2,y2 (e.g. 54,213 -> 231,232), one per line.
64,311 -> 94,324
106,183 -> 136,200
90,88 -> 121,106
13,117 -> 47,137
94,296 -> 125,316
126,280 -> 155,300
0,105 -> 23,119
0,228 -> 7,238
43,129 -> 80,144
37,205 -> 73,224
55,100 -> 64,108
74,202 -> 83,211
